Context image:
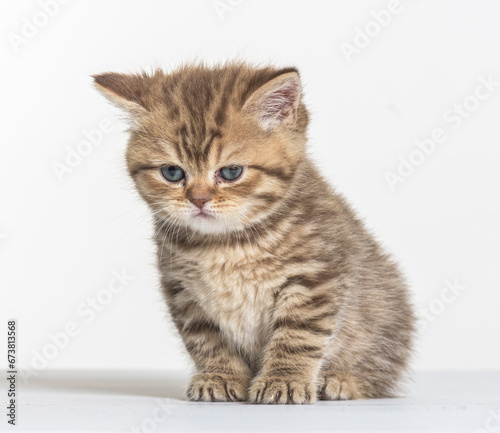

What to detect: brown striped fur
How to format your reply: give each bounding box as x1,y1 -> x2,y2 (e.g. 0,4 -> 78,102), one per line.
94,62 -> 415,404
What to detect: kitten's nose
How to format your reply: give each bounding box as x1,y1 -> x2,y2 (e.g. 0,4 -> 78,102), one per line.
190,197 -> 211,209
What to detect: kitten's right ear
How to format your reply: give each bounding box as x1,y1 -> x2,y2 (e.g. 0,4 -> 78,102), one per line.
92,72 -> 151,126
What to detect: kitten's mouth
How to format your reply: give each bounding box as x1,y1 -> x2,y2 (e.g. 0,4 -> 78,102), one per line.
193,210 -> 213,220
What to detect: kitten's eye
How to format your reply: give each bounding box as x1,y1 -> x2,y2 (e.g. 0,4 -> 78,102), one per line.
219,165 -> 243,181
160,165 -> 185,182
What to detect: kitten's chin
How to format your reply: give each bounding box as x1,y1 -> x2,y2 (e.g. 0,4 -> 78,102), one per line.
185,215 -> 245,236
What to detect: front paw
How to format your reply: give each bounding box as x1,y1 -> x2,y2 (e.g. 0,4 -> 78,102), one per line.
187,373 -> 248,402
248,376 -> 317,404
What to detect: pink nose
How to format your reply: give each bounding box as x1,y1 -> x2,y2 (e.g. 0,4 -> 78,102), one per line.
190,197 -> 211,209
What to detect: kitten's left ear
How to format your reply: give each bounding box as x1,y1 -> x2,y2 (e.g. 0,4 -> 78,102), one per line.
243,71 -> 301,131
92,72 -> 152,126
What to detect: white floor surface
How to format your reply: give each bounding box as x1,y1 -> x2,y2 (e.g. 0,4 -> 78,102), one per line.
6,370 -> 500,432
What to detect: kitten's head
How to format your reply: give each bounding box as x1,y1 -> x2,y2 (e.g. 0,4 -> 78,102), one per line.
93,63 -> 309,236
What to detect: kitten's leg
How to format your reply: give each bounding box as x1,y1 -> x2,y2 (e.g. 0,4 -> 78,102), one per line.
182,317 -> 252,402
164,282 -> 252,402
248,282 -> 335,405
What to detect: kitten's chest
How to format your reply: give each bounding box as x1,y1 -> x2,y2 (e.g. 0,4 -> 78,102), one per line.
186,246 -> 285,362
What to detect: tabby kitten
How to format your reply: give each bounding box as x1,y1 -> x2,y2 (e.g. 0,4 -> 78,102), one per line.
94,63 -> 415,404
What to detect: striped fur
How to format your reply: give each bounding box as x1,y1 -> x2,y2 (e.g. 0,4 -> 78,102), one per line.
94,63 -> 415,404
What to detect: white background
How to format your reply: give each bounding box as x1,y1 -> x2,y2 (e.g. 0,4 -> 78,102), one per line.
1,0 -> 499,375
